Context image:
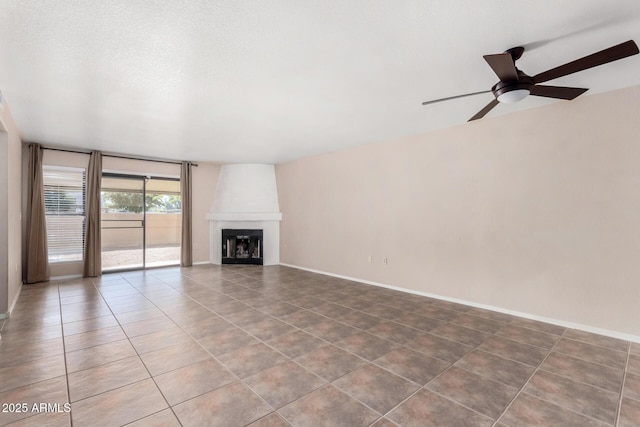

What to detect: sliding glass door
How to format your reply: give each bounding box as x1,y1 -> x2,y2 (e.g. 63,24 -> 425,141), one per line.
101,174 -> 181,272
144,178 -> 182,267
101,175 -> 145,271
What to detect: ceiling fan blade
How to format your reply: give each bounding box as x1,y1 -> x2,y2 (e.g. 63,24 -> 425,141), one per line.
533,40 -> 639,84
468,99 -> 499,121
422,90 -> 492,106
483,53 -> 519,81
530,85 -> 588,100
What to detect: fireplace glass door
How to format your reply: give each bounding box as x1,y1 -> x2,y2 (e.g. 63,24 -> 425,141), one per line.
222,229 -> 263,265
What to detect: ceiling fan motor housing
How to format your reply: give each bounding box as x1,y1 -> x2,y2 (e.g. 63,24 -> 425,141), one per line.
492,72 -> 533,103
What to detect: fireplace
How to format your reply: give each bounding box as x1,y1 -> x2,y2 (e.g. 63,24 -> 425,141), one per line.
222,229 -> 263,265
207,164 -> 282,266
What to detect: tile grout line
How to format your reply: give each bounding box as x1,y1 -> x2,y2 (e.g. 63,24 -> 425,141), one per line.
120,272 -> 289,425
549,345 -> 629,373
57,282 -> 74,427
510,389 -> 618,426
253,412 -> 294,427
154,270 -> 414,423
614,342 -> 631,427
91,274 -> 185,426
274,383 -> 382,426
491,329 -> 565,427
129,269 -> 526,425
0,287 -> 61,425
2,283 -> 72,426
181,305 -> 354,424
180,270 -> 500,421
491,327 -> 620,427
128,272 -> 292,423
534,365 -> 626,396
377,322 -> 512,425
157,276 -> 371,421
168,270 -> 524,423
148,270 -> 419,381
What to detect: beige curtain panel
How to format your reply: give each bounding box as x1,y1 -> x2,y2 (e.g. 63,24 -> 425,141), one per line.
26,143 -> 50,284
83,151 -> 102,277
180,161 -> 193,267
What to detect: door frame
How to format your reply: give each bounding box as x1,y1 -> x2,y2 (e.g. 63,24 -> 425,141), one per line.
101,172 -> 181,272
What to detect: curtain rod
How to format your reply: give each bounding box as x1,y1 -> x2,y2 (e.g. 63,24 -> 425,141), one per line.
41,146 -> 198,167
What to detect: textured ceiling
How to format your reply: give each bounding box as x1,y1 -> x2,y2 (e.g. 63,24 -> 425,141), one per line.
1,1 -> 640,164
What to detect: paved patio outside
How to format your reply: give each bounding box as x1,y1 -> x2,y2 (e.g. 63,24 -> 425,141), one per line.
102,245 -> 180,270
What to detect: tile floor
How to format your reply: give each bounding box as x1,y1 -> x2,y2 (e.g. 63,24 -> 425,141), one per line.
0,265 -> 639,426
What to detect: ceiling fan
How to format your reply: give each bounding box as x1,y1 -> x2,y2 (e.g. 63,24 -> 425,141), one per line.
422,40 -> 639,121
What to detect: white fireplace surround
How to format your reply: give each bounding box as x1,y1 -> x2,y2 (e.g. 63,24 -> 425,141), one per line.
207,164 -> 282,265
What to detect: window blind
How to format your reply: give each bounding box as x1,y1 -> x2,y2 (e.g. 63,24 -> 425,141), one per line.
43,166 -> 86,263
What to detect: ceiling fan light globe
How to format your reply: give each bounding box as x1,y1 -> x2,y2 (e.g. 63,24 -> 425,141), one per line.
497,89 -> 530,103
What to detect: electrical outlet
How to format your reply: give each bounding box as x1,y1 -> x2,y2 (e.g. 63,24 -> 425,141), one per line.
368,256 -> 372,263
383,257 -> 388,264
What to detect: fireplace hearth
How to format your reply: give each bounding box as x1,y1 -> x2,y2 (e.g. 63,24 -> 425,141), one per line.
222,229 -> 263,265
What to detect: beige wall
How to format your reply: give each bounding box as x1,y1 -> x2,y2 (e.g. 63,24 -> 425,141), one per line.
276,85 -> 640,338
24,150 -> 219,277
0,102 -> 23,316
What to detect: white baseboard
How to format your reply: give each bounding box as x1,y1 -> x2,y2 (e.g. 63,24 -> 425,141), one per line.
280,263 -> 640,344
6,282 -> 22,317
1,281 -> 24,319
192,261 -> 211,266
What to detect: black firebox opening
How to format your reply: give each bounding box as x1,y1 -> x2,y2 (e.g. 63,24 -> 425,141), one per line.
222,229 -> 263,265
